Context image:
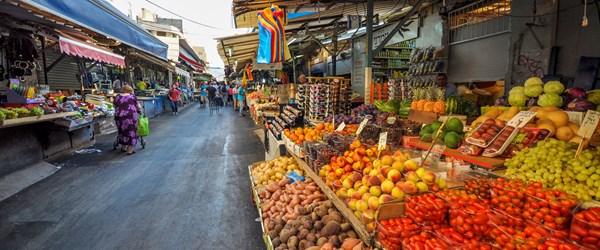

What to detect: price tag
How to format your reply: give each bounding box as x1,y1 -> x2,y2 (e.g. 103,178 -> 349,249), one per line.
578,110 -> 600,139
378,132 -> 388,152
336,122 -> 346,131
507,111 -> 537,128
355,118 -> 369,136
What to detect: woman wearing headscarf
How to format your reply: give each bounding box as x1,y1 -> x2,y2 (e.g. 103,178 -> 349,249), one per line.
114,85 -> 141,155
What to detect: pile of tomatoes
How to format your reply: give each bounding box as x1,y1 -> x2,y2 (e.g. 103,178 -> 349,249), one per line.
490,178 -> 527,218
523,184 -> 579,231
405,193 -> 447,226
401,231 -> 450,250
570,207 -> 600,249
464,174 -> 493,200
377,217 -> 420,250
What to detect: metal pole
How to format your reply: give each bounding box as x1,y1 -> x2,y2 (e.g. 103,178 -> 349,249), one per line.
40,36 -> 49,85
366,0 -> 374,67
332,35 -> 337,76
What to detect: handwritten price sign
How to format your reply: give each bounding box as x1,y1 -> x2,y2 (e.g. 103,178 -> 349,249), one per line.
578,110 -> 600,139
507,111 -> 537,128
378,132 -> 388,152
355,118 -> 369,137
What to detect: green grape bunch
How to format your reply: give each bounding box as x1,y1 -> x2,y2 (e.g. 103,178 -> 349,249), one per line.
504,139 -> 600,201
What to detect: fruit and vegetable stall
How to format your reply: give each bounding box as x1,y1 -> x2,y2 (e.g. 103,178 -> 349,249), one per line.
246,77 -> 600,250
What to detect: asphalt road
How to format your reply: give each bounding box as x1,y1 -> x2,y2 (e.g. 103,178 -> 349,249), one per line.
0,103 -> 265,249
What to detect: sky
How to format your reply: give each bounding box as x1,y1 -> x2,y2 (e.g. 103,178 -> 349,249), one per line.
108,0 -> 250,70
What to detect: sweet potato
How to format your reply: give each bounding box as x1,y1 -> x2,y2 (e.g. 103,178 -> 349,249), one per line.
341,238 -> 361,250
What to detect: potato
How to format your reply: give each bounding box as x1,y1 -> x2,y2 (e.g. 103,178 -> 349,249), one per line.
267,220 -> 276,231
274,245 -> 286,250
287,236 -> 299,249
306,233 -> 316,243
316,237 -> 328,246
321,215 -> 332,224
311,212 -> 319,222
303,220 -> 313,230
298,239 -> 308,249
320,221 -> 341,237
346,230 -> 358,239
340,222 -> 351,232
267,230 -> 278,240
276,218 -> 285,226
298,228 -> 309,240
274,224 -> 284,235
338,232 -> 348,241
271,237 -> 281,248
305,241 -> 315,248
323,200 -> 333,208
328,235 -> 341,248
280,229 -> 292,242
290,220 -> 301,230
315,206 -> 328,218
305,246 -> 320,250
330,211 -> 343,224
314,221 -> 325,231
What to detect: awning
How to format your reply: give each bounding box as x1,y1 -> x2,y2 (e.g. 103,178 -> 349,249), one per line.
175,67 -> 190,78
59,36 -> 125,67
179,52 -> 204,71
23,0 -> 168,60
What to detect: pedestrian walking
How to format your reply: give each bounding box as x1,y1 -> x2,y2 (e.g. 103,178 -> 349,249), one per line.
114,85 -> 141,155
200,82 -> 208,108
227,84 -> 234,106
232,84 -> 239,110
237,83 -> 245,116
220,83 -> 229,106
168,84 -> 181,115
112,77 -> 124,93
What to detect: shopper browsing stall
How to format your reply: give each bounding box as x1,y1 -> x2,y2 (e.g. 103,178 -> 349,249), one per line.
435,73 -> 459,100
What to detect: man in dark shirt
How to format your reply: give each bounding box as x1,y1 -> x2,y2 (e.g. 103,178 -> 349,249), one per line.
206,83 -> 217,100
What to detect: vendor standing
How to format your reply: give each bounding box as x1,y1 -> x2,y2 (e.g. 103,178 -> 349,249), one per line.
136,78 -> 147,91
435,73 -> 459,100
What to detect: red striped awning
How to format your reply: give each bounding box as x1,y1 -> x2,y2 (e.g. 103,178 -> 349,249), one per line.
59,36 -> 125,67
179,52 -> 204,69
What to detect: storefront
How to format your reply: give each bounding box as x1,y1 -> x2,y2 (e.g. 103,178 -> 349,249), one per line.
0,0 -> 168,179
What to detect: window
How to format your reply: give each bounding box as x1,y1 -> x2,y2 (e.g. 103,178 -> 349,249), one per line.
449,0 -> 512,44
156,31 -> 167,37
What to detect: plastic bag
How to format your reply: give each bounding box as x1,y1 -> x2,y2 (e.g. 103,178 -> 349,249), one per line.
137,116 -> 149,137
285,171 -> 305,183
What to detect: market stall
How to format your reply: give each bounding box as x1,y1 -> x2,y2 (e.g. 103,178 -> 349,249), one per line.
244,77 -> 600,250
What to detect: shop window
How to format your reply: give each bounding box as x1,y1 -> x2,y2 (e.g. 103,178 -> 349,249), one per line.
449,0 -> 511,44
156,31 -> 167,37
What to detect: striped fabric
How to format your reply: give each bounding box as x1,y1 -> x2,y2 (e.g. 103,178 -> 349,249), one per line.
257,5 -> 291,64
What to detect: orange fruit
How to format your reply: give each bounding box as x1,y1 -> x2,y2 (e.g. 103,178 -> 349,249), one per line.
316,123 -> 325,130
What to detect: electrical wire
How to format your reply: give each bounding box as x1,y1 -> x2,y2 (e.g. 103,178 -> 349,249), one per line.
145,0 -> 221,29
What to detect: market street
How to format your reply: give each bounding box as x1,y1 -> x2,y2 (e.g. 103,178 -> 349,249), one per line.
0,104 -> 265,249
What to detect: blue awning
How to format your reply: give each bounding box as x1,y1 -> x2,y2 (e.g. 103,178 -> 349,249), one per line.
23,0 -> 168,60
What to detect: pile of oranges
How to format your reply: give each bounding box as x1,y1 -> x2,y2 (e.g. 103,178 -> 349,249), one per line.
283,122 -> 335,145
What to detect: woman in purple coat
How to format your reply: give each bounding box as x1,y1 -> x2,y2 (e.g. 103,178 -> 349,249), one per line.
114,85 -> 141,155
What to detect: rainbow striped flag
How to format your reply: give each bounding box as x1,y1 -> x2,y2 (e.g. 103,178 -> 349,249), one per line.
257,5 -> 291,64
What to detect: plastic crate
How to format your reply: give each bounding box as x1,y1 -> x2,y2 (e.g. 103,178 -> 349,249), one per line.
405,193 -> 447,226
569,205 -> 600,249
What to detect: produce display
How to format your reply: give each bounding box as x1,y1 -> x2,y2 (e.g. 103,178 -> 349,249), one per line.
252,156 -> 369,250
419,118 -> 464,149
410,87 -> 445,115
283,124 -> 335,145
251,157 -> 304,186
319,141 -> 447,232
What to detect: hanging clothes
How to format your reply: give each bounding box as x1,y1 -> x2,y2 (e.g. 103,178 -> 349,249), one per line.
256,5 -> 291,64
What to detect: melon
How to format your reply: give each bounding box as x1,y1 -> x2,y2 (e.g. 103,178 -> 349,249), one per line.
546,111 -> 569,127
555,127 -> 575,141
537,123 -> 556,137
